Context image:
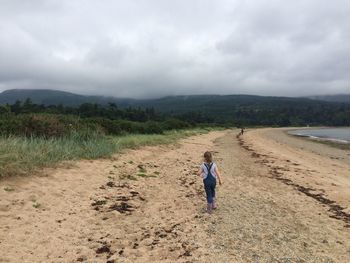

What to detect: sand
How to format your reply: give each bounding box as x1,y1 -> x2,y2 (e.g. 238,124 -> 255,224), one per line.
1,129 -> 350,262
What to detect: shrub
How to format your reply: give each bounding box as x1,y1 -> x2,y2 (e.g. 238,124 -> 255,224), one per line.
86,118 -> 122,135
0,113 -> 194,139
144,121 -> 163,134
0,114 -> 104,138
162,118 -> 191,130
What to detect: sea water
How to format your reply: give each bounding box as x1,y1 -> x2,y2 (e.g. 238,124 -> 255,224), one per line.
288,128 -> 350,143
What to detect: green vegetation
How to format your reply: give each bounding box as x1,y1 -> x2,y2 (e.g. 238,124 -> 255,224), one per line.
0,128 -> 213,178
136,172 -> 157,178
120,174 -> 137,180
32,202 -> 41,209
0,105 -> 194,138
0,99 -> 221,178
142,95 -> 350,126
138,167 -> 147,173
3,186 -> 14,192
2,90 -> 350,127
0,89 -> 134,107
110,129 -> 212,149
4,90 -> 349,179
0,133 -> 113,177
307,94 -> 350,103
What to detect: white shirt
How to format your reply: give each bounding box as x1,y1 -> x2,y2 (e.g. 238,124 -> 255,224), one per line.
200,162 -> 217,179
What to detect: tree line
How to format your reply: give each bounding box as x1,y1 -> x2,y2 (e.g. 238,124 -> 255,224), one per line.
0,99 -> 208,138
1,97 -> 350,139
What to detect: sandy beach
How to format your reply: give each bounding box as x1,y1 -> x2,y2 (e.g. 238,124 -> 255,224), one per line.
1,129 -> 350,262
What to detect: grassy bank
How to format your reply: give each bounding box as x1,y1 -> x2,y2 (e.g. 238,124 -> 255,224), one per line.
0,128 -> 217,178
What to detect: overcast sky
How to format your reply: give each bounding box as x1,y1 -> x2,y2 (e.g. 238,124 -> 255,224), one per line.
1,0 -> 350,98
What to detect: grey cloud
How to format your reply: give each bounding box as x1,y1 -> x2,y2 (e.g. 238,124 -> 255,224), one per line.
0,0 -> 350,98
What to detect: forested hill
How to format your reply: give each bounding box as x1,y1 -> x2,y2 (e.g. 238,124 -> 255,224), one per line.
306,94 -> 350,103
135,95 -> 350,125
1,89 -> 350,126
0,89 -> 135,107
135,94 -> 318,113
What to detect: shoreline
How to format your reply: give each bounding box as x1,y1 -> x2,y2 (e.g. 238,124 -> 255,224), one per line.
244,128 -> 350,213
285,130 -> 350,150
290,135 -> 350,150
286,127 -> 350,149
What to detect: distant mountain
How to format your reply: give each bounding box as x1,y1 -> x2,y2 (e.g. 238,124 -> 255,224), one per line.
1,89 -> 349,125
0,89 -> 135,107
0,89 -> 319,113
134,94 -> 339,123
136,94 -> 314,113
307,94 -> 350,103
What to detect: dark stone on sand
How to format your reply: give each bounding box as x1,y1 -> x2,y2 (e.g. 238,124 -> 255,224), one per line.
109,202 -> 133,213
96,245 -> 110,254
106,182 -> 116,187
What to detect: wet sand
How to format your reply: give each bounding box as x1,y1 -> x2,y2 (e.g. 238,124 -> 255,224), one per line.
1,129 -> 350,262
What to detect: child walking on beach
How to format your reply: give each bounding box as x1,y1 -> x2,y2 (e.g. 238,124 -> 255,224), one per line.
197,151 -> 222,213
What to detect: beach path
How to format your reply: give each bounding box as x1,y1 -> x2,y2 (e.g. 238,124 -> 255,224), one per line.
0,129 -> 349,262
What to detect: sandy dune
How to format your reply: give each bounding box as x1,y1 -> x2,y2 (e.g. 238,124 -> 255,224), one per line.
1,129 -> 350,262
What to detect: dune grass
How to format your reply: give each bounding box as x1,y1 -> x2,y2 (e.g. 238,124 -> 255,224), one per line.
0,128 -> 216,178
111,128 -> 212,149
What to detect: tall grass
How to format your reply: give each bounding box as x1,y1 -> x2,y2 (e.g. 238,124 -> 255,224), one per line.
112,129 -> 211,149
0,128 -> 215,178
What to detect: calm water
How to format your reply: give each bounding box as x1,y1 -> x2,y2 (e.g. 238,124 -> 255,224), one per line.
288,128 -> 350,143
